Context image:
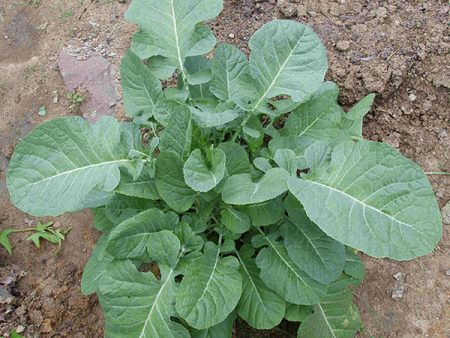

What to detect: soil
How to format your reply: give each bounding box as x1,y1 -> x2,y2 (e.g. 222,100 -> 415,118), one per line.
0,0 -> 448,337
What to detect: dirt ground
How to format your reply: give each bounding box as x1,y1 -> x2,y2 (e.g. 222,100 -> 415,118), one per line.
0,0 -> 448,337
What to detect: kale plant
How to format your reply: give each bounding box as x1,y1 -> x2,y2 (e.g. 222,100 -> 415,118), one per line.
6,0 -> 442,337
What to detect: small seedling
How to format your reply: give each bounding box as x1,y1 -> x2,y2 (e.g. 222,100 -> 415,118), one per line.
61,10 -> 74,19
0,221 -> 71,255
66,91 -> 86,112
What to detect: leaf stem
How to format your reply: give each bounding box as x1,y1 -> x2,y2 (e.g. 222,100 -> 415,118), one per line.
425,171 -> 450,176
231,113 -> 253,142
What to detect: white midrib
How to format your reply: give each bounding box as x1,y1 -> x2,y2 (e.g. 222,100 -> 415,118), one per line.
317,304 -> 336,338
236,251 -> 267,311
306,180 -> 418,232
27,159 -> 131,186
170,0 -> 185,78
252,39 -> 302,111
139,268 -> 175,338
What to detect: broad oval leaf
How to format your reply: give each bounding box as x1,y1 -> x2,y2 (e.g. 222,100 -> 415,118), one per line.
7,117 -> 139,216
288,140 -> 442,260
220,205 -> 251,234
125,0 -> 222,76
217,142 -> 251,176
343,248 -> 365,282
285,303 -> 313,322
116,166 -> 159,200
155,152 -> 197,212
236,246 -> 285,329
221,168 -> 290,205
297,280 -> 362,338
159,105 -> 192,159
247,20 -> 327,111
106,208 -> 179,259
121,50 -> 163,117
256,234 -> 326,305
281,212 -> 345,284
99,261 -> 189,338
190,312 -> 236,338
183,149 -> 226,192
238,197 -> 284,227
176,244 -> 242,329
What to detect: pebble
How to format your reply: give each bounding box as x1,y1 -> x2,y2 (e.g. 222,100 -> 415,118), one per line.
408,93 -> 417,101
445,270 -> 450,276
228,33 -> 235,39
16,325 -> 26,334
336,40 -> 351,52
392,284 -> 405,299
393,272 -> 404,281
442,201 -> 450,224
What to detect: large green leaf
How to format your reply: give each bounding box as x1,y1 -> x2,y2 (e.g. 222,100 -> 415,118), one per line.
297,280 -> 362,338
288,140 -> 442,260
281,213 -> 345,284
246,20 -> 327,111
159,105 -> 192,159
116,166 -> 159,200
183,148 -> 226,192
343,248 -> 365,281
146,230 -> 181,268
256,233 -> 326,305
125,0 -> 222,76
285,303 -> 313,322
99,261 -> 189,338
217,142 -> 251,176
209,44 -> 255,107
121,50 -> 163,117
221,168 -> 290,205
236,246 -> 285,329
221,205 -> 251,234
7,117 -> 139,216
340,93 -> 375,137
238,197 -> 284,226
176,244 -> 242,329
106,208 -> 179,259
190,106 -> 240,128
155,152 -> 197,212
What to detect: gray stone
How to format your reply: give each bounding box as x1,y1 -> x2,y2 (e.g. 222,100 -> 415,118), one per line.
441,201 -> 450,224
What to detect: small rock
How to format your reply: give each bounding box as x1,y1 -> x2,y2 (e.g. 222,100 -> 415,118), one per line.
441,201 -> 450,224
376,7 -> 388,18
445,270 -> 450,276
392,283 -> 405,299
52,90 -> 59,104
336,40 -> 350,52
0,286 -> 14,304
408,93 -> 417,101
16,325 -> 26,334
228,33 -> 235,39
278,0 -> 298,18
393,272 -> 404,281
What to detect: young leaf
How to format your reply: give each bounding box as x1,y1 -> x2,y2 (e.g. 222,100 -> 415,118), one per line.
183,148 -> 226,192
116,166 -> 159,200
106,208 -> 179,259
256,233 -> 326,305
176,244 -> 242,329
185,56 -> 212,85
125,0 -> 222,76
340,93 -> 376,137
7,117 -> 140,216
274,149 -> 297,175
221,168 -> 290,205
155,152 -> 197,212
190,106 -> 240,128
217,142 -> 251,176
239,197 -> 285,227
0,229 -> 14,255
288,140 -> 442,260
343,248 -> 366,282
221,205 -> 251,234
297,280 -> 362,338
99,261 -> 189,338
159,105 -> 192,159
146,230 -> 181,268
246,20 -> 327,111
236,246 -> 285,329
120,50 -> 163,117
174,222 -> 204,253
281,216 -> 345,284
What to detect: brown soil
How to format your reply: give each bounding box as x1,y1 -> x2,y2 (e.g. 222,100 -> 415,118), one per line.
0,1 -> 448,337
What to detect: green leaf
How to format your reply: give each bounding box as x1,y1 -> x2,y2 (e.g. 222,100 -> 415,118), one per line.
281,216 -> 345,284
176,244 -> 242,329
220,205 -> 251,234
183,148 -> 226,192
159,105 -> 192,159
217,142 -> 251,176
274,149 -> 297,175
106,208 -> 179,259
343,248 -> 365,281
222,168 -> 290,205
190,106 -> 240,128
288,140 -> 442,260
146,230 -> 181,268
125,0 -> 222,76
209,44 -> 255,107
190,311 -> 236,338
246,20 -> 327,111
238,197 -> 285,226
256,233 -> 326,305
253,157 -> 272,172
100,261 -> 189,338
116,166 -> 159,200
7,117 -> 140,216
0,229 -> 13,255
175,222 -> 204,253
285,303 -> 313,322
147,56 -> 178,80
10,329 -> 24,338
81,234 -> 114,295
236,246 -> 285,329
153,99 -> 184,127
340,93 -> 376,137
130,30 -> 161,60
185,56 -> 212,85
155,152 -> 197,212
121,50 -> 163,117
297,281 -> 362,338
